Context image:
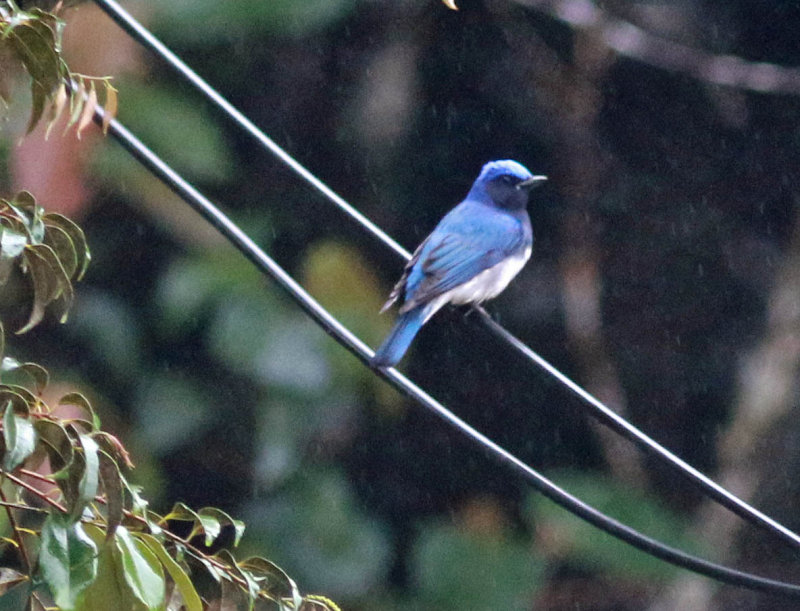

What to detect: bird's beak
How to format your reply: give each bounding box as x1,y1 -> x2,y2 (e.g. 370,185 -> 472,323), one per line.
517,175 -> 548,190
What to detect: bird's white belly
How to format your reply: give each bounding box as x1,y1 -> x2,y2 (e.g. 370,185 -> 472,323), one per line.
422,246 -> 531,323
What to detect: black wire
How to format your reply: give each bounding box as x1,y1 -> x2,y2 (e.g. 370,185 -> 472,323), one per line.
86,92 -> 800,598
91,0 -> 800,557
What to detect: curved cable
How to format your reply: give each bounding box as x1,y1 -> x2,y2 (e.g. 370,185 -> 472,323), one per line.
87,96 -> 800,597
91,0 -> 408,262
92,0 -> 800,555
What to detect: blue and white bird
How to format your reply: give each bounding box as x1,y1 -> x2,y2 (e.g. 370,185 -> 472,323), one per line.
371,159 -> 546,368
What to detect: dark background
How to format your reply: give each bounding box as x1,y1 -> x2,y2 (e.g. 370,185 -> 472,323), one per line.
4,0 -> 800,609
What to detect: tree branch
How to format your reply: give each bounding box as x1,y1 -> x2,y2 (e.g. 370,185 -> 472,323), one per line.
514,0 -> 800,95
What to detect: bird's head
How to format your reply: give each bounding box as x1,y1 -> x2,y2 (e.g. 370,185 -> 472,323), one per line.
469,159 -> 547,211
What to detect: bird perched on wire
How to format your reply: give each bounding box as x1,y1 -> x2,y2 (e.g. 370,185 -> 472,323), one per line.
371,159 -> 546,368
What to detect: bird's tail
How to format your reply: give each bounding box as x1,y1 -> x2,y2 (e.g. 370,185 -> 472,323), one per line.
371,307 -> 426,368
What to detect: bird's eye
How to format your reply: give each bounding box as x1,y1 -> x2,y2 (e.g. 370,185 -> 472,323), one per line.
500,175 -> 514,184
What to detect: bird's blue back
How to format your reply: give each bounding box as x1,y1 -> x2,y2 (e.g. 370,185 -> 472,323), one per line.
372,159 -> 543,367
401,199 -> 532,311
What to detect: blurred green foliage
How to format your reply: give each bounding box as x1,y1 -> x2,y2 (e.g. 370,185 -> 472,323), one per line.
106,83 -> 233,184
242,468 -> 391,598
410,521 -> 544,610
526,473 -> 702,578
150,0 -> 357,41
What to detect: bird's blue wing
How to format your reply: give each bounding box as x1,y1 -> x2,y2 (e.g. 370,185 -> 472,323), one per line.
402,202 -> 527,310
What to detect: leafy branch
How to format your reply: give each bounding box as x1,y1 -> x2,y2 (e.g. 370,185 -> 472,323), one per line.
0,0 -> 117,135
0,191 -> 89,333
0,191 -> 340,608
0,2 -> 341,603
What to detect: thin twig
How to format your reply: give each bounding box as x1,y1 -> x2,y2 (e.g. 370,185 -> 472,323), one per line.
514,0 -> 800,95
11,470 -> 249,590
0,482 -> 32,574
0,500 -> 46,513
18,468 -> 55,485
88,493 -> 264,598
13,468 -> 260,597
2,471 -> 67,513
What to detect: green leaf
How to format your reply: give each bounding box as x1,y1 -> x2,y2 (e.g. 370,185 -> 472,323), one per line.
197,513 -> 220,547
0,224 -> 27,286
0,226 -> 28,268
2,400 -> 37,470
34,418 -> 73,475
17,243 -> 71,333
17,362 -> 48,392
2,384 -> 37,408
38,513 -> 98,611
121,478 -> 160,535
0,579 -> 32,610
16,249 -> 51,333
196,556 -> 224,584
27,81 -> 48,135
101,81 -> 117,135
65,80 -> 85,133
10,192 -> 44,243
49,290 -> 74,328
0,388 -> 31,417
93,431 -> 133,469
138,533 -> 202,611
114,526 -> 165,610
45,80 -> 68,139
66,431 -> 99,521
43,213 -> 90,280
42,223 -> 77,279
0,357 -> 21,374
75,79 -> 97,139
163,502 -> 223,546
238,556 -> 300,604
0,360 -> 48,393
199,506 -> 245,547
59,392 -> 100,431
215,549 -> 257,608
163,501 -> 200,524
31,242 -> 72,302
76,525 -> 139,611
4,14 -> 63,132
98,451 -> 123,540
0,209 -> 29,239
2,204 -> 28,237
0,254 -> 11,288
0,567 -> 28,594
